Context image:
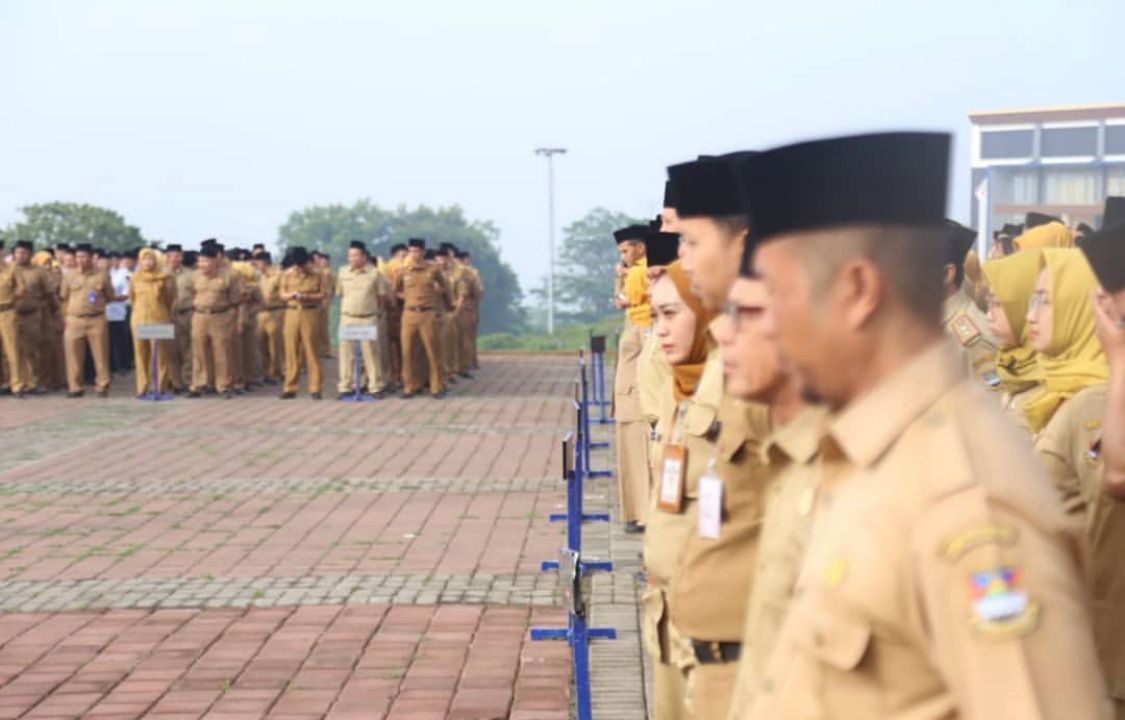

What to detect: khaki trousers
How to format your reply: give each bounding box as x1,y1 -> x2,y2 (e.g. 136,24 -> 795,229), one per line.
441,312 -> 459,377
614,323 -> 649,524
229,316 -> 245,389
683,660 -> 737,720
258,310 -> 284,381
316,303 -> 331,356
283,308 -> 322,394
133,337 -> 173,395
64,314 -> 110,393
458,309 -> 474,373
642,586 -> 693,720
0,311 -> 20,391
40,313 -> 64,391
191,309 -> 233,392
16,309 -> 40,391
401,309 -> 442,394
337,315 -> 383,394
470,305 -> 480,367
242,318 -> 261,385
169,311 -> 191,390
387,307 -> 402,384
376,313 -> 391,386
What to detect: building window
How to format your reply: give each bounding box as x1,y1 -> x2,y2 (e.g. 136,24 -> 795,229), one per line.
994,168 -> 1038,204
980,129 -> 1034,159
1108,166 -> 1125,196
1040,126 -> 1098,158
1042,168 -> 1101,204
1107,126 -> 1125,156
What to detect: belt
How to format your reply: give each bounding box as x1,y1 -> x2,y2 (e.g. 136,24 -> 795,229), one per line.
16,308 -> 38,316
287,304 -> 319,310
69,312 -> 104,319
0,304 -> 12,312
194,306 -> 231,315
266,305 -> 285,311
691,640 -> 741,665
342,311 -> 377,318
405,305 -> 433,312
175,308 -> 193,316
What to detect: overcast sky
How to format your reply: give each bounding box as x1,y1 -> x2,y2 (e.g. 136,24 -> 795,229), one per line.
1,0 -> 1120,297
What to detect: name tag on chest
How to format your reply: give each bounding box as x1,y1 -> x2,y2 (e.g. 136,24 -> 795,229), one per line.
698,473 -> 722,539
658,445 -> 686,513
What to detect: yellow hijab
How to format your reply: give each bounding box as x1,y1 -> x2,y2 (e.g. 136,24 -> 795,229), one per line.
133,247 -> 166,283
1013,221 -> 1074,251
982,251 -> 1042,393
1021,248 -> 1109,432
664,260 -> 718,402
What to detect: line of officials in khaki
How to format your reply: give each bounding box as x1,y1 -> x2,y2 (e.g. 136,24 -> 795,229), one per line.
0,236 -> 483,400
608,133 -> 1125,718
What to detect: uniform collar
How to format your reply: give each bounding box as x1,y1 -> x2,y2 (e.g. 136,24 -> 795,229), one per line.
942,289 -> 970,324
827,339 -> 966,468
760,405 -> 828,465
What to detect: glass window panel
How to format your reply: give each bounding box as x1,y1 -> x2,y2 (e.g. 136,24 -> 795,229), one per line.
1040,127 -> 1098,157
1041,168 -> 1100,204
981,130 -> 1033,159
1108,167 -> 1125,196
1106,126 -> 1125,155
993,168 -> 1038,204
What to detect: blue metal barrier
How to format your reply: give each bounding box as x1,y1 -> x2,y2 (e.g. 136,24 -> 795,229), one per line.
578,352 -> 612,479
530,423 -> 617,720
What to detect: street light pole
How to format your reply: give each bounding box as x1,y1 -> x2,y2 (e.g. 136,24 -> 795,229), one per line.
535,147 -> 566,335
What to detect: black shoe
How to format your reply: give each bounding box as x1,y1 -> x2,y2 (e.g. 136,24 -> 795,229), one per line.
96,390 -> 109,399
624,521 -> 645,535
447,376 -> 459,385
310,392 -> 321,400
459,372 -> 473,379
67,391 -> 84,399
222,391 -> 234,400
187,390 -> 202,398
370,390 -> 385,400
399,392 -> 415,399
31,387 -> 47,396
14,389 -> 25,399
279,392 -> 296,400
233,387 -> 245,395
0,388 -> 11,396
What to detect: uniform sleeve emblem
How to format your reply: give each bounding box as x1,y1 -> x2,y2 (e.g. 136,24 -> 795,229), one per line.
951,315 -> 981,346
969,567 -> 1039,639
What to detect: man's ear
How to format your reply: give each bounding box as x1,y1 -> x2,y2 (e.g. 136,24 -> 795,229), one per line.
833,256 -> 883,331
942,263 -> 957,289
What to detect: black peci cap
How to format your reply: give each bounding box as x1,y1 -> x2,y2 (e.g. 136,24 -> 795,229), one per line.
199,246 -> 219,258
424,249 -> 436,261
349,240 -> 368,255
75,243 -> 94,254
1025,211 -> 1060,229
944,220 -> 976,267
644,230 -> 680,267
613,225 -> 649,244
666,153 -> 755,218
662,180 -> 676,209
1104,197 -> 1125,230
166,244 -> 183,252
1079,222 -> 1125,293
408,238 -> 426,250
734,132 -> 950,242
288,246 -> 310,266
391,243 -> 407,254
14,240 -> 33,251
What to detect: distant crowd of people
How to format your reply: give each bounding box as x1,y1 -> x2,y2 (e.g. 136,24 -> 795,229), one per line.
604,134 -> 1125,719
0,238 -> 483,400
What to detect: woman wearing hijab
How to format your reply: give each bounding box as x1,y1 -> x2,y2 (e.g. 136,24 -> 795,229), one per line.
128,247 -> 176,398
1025,247 -> 1123,715
1014,221 -> 1075,251
641,260 -> 719,720
982,251 -> 1043,430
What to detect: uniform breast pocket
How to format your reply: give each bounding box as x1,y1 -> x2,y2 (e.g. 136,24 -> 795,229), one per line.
783,609 -> 879,718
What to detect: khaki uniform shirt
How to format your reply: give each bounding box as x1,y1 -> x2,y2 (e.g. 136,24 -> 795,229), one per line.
668,396 -> 772,641
463,265 -> 483,308
638,333 -> 673,427
128,272 -> 176,325
259,268 -> 282,310
394,259 -> 449,310
13,264 -> 49,314
728,406 -> 827,720
172,267 -> 194,313
0,263 -> 25,306
191,269 -> 239,312
1035,385 -> 1125,699
943,290 -> 999,387
336,265 -> 382,317
748,341 -> 1110,720
60,268 -> 115,316
280,268 -> 325,308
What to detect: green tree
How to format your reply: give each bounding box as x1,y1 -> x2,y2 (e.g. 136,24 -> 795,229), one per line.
0,202 -> 148,251
277,201 -> 524,333
532,207 -> 649,325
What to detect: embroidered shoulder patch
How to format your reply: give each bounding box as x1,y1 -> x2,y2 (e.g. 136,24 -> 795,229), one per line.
969,567 -> 1039,640
951,315 -> 981,346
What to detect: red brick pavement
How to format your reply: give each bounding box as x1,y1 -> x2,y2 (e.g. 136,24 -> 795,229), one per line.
0,356 -> 584,718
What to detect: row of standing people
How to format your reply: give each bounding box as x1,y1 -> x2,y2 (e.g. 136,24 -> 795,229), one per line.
0,238 -> 483,400
609,135 -> 1125,719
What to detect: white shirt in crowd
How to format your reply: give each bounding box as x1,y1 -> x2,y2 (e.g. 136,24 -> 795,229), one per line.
107,266 -> 131,322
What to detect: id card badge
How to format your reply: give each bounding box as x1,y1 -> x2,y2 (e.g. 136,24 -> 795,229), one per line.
698,465 -> 723,540
87,290 -> 98,305
658,444 -> 686,513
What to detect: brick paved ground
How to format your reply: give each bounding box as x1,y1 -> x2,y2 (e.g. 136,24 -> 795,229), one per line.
0,354 -> 648,720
